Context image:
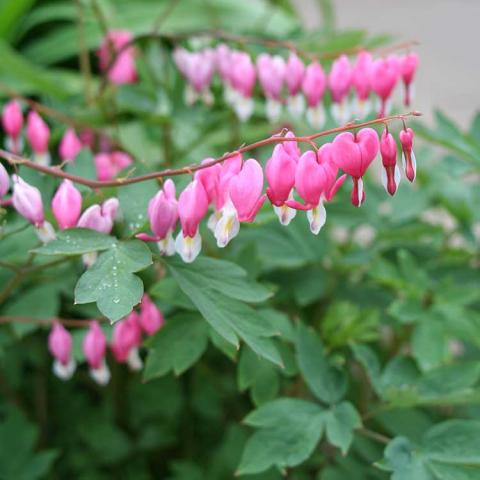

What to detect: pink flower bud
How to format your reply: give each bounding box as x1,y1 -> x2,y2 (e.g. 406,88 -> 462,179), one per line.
230,52 -> 256,98
48,321 -> 75,380
83,321 -> 107,369
175,180 -> 209,262
26,111 -> 50,155
331,128 -> 379,207
400,53 -> 419,106
329,54 -> 352,103
229,159 -> 266,223
77,198 -> 119,233
94,151 -> 133,181
215,44 -> 233,82
98,30 -> 137,85
286,52 -> 305,96
59,129 -> 82,162
2,100 -> 23,139
399,127 -> 416,182
302,62 -> 327,107
139,294 -> 164,336
12,175 -> 44,226
51,179 -> 82,230
111,312 -> 142,364
380,129 -> 400,196
371,55 -> 401,116
0,162 -> 9,198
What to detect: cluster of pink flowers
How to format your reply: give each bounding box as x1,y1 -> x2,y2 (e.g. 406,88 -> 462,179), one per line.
173,44 -> 419,126
48,294 -> 163,384
1,100 -> 133,180
137,127 -> 417,263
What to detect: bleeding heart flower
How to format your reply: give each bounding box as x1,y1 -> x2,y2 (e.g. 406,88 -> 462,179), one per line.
331,128 -> 379,207
137,179 -> 178,256
2,100 -> 23,154
351,51 -> 373,118
266,135 -> 298,225
257,53 -> 286,121
138,294 -> 164,336
175,180 -> 209,262
0,162 -> 10,198
285,52 -> 305,117
83,321 -> 110,385
111,312 -> 143,370
371,55 -> 401,117
26,111 -> 50,166
48,321 -> 76,380
302,62 -> 327,128
214,158 -> 266,247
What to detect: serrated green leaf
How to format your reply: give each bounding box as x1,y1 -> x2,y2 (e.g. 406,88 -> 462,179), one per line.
74,240 -> 152,322
32,228 -> 115,256
143,313 -> 208,380
296,323 -> 347,404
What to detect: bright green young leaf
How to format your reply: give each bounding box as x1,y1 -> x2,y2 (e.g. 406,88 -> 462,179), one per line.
324,402 -> 362,455
296,323 -> 347,404
238,398 -> 325,475
143,313 -> 208,380
32,228 -> 115,256
74,240 -> 152,322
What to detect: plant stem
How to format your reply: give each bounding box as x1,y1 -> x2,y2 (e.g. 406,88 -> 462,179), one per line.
0,111 -> 422,189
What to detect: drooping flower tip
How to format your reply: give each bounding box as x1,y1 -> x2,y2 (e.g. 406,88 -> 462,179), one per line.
83,321 -> 110,385
59,129 -> 82,162
11,174 -> 44,226
52,179 -> 82,230
98,30 -> 137,85
399,127 -> 416,182
380,129 -> 401,196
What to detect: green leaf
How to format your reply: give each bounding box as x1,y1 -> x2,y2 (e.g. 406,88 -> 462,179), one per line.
238,347 -> 280,406
238,398 -> 325,475
32,228 -> 115,256
118,180 -> 158,236
64,149 -> 97,193
74,240 -> 152,322
324,402 -> 362,455
0,407 -> 58,480
167,258 -> 282,366
143,313 -> 208,380
411,319 -> 450,372
168,256 -> 272,303
296,323 -> 347,404
0,0 -> 36,41
149,277 -> 196,310
382,421 -> 480,479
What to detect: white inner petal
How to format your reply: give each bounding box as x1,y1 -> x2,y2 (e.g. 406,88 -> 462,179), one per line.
90,360 -> 111,386
53,358 -> 76,381
127,347 -> 143,371
306,104 -> 326,129
158,230 -> 176,256
214,200 -> 240,247
175,231 -> 202,263
306,202 -> 327,235
265,98 -> 282,122
273,204 -> 296,226
287,93 -> 306,118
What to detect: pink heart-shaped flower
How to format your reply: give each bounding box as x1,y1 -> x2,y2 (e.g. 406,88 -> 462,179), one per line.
331,128 -> 379,178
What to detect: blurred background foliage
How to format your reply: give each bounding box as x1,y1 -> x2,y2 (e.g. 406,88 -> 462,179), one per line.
0,0 -> 479,479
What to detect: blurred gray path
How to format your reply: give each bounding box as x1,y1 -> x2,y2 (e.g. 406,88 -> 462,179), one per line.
294,0 -> 480,127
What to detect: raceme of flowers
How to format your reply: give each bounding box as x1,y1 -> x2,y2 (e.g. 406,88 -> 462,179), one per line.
48,294 -> 164,384
0,114 -> 417,263
172,43 -> 419,127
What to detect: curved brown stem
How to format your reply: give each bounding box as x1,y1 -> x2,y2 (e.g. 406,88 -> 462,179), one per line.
0,111 -> 421,189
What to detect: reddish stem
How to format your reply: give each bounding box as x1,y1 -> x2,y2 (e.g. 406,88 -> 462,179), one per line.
0,111 -> 421,189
